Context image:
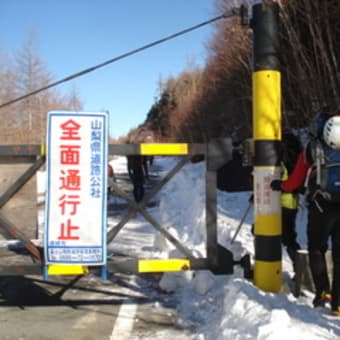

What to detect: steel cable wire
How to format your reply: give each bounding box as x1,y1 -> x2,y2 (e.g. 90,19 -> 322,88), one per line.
0,10 -> 239,109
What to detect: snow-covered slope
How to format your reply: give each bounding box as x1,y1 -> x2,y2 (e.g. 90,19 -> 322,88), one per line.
112,155 -> 339,340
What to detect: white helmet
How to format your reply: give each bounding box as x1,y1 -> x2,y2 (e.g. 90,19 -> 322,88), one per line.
323,115 -> 340,149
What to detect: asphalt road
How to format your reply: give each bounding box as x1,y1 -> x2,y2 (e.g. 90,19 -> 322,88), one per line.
0,271 -> 191,340
0,160 -> 193,339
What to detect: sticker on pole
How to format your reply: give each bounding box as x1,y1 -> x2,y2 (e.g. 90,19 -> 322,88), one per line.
254,166 -> 281,215
44,111 -> 108,265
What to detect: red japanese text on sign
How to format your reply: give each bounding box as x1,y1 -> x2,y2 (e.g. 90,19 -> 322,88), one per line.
59,169 -> 81,190
60,119 -> 81,140
58,218 -> 80,240
58,194 -> 81,215
57,120 -> 82,240
60,145 -> 81,165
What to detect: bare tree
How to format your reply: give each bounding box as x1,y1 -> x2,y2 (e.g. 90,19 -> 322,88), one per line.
279,0 -> 340,126
0,31 -> 83,144
65,85 -> 83,111
13,32 -> 54,143
0,49 -> 21,142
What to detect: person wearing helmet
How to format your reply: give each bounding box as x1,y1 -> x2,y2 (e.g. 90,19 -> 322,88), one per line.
323,115 -> 340,149
270,110 -> 340,316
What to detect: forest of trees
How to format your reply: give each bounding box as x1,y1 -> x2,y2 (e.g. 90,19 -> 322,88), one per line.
0,34 -> 83,144
132,0 -> 339,143
1,0 -> 339,145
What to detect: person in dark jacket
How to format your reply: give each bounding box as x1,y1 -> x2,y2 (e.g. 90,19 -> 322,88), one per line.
271,111 -> 340,316
107,163 -> 116,196
127,155 -> 145,202
142,156 -> 149,180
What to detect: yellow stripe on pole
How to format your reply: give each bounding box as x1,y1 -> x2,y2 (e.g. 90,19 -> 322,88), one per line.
140,143 -> 188,155
253,260 -> 282,292
138,259 -> 191,272
253,70 -> 281,140
254,213 -> 281,236
40,144 -> 46,155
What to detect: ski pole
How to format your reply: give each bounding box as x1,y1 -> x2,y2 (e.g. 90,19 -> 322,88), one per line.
230,198 -> 253,244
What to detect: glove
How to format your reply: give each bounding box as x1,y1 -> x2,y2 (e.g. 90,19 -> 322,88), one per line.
270,180 -> 282,191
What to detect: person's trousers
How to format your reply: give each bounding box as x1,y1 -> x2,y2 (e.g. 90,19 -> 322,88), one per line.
282,207 -> 300,266
133,184 -> 144,202
307,201 -> 340,309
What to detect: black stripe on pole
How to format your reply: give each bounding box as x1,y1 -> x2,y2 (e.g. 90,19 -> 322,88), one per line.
254,140 -> 281,166
255,236 -> 282,262
252,3 -> 280,71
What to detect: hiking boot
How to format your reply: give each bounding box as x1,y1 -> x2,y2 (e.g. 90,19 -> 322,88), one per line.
321,291 -> 332,302
331,307 -> 340,316
313,291 -> 332,307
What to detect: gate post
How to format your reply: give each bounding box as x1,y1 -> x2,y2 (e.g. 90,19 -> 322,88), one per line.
251,0 -> 282,292
206,138 -> 233,270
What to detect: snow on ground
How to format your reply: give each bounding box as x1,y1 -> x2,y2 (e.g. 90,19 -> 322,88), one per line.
110,155 -> 340,340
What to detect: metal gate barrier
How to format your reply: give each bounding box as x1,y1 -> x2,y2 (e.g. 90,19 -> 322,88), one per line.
0,140 -> 251,278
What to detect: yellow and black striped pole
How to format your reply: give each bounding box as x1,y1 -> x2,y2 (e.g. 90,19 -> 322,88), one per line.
251,1 -> 282,292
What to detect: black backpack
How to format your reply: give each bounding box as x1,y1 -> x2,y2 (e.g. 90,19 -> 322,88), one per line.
305,138 -> 340,204
217,149 -> 253,192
